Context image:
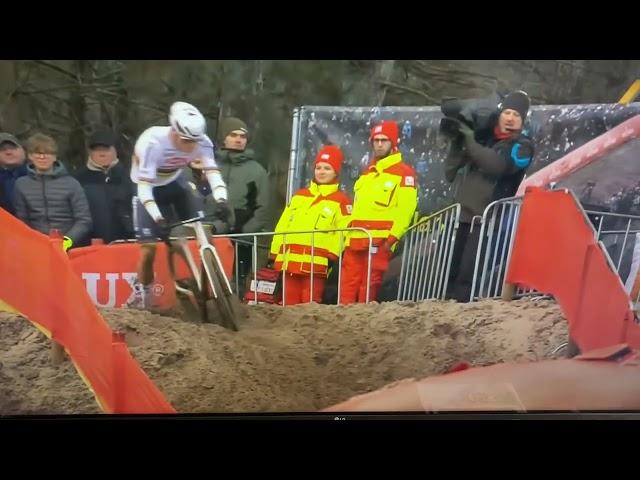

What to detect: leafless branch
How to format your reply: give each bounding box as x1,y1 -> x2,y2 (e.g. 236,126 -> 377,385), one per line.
15,82 -> 121,97
95,88 -> 166,114
376,79 -> 437,103
31,60 -> 78,80
89,64 -> 125,82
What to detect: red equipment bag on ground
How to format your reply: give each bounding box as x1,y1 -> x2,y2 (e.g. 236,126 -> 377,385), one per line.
243,267 -> 282,304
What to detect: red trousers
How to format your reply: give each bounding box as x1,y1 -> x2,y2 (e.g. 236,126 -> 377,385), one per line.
340,247 -> 390,304
282,272 -> 326,305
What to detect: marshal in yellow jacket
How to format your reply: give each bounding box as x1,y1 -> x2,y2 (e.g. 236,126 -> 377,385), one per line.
270,181 -> 352,276
348,152 -> 418,250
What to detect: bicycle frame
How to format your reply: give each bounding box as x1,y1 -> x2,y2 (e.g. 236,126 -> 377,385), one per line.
167,217 -> 234,301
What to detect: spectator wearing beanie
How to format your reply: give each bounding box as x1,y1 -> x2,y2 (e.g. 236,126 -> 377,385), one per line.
211,117 -> 270,233
269,144 -> 352,305
340,120 -> 418,304
190,116 -> 270,295
443,89 -> 534,302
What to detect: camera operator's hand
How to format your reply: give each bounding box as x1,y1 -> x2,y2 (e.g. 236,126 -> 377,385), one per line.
214,200 -> 231,223
439,117 -> 463,138
458,122 -> 475,141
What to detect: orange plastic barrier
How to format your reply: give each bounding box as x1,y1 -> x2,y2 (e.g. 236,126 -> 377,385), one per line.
505,187 -> 640,351
67,238 -> 234,309
324,352 -> 640,412
0,208 -> 176,414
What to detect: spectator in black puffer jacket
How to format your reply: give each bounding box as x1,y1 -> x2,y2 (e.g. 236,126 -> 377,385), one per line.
13,133 -> 92,250
75,129 -> 134,243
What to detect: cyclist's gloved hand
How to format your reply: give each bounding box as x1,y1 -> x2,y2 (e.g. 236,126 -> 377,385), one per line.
215,200 -> 231,223
62,236 -> 73,252
156,218 -> 171,242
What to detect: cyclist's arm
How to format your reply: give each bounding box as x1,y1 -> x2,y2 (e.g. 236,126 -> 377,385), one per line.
199,140 -> 228,202
135,139 -> 163,221
137,181 -> 163,221
204,167 -> 227,202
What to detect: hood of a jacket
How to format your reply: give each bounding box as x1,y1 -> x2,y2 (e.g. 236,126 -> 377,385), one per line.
216,148 -> 255,165
26,160 -> 68,179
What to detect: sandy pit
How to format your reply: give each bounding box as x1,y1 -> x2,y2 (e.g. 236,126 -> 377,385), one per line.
0,298 -> 568,415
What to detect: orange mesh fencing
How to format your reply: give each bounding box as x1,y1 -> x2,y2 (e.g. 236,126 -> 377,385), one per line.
0,208 -> 176,414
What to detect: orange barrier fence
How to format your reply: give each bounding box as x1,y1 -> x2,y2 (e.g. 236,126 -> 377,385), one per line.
68,238 -> 235,310
505,187 -> 640,351
324,351 -> 640,412
0,208 -> 176,413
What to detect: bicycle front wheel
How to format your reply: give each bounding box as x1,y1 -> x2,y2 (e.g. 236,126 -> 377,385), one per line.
202,249 -> 240,331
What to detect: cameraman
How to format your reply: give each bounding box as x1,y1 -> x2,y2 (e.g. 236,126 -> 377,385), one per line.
441,90 -> 534,302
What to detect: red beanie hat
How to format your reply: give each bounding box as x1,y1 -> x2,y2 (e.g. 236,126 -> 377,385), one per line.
370,120 -> 399,148
314,145 -> 344,175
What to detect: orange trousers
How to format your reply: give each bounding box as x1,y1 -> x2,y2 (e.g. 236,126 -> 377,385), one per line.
282,272 -> 326,305
339,247 -> 390,304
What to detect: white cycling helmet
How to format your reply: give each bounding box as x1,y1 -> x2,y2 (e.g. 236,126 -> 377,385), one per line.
169,101 -> 206,140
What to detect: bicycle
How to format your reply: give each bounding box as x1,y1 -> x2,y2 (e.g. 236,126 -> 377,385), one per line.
163,214 -> 244,331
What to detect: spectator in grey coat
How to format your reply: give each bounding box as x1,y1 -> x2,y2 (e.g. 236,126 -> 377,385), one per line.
14,133 -> 92,250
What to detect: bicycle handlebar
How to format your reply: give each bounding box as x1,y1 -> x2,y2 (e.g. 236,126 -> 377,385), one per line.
167,214 -> 218,230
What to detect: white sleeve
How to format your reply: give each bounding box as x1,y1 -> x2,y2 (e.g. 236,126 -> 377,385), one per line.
135,132 -> 159,183
206,170 -> 228,202
198,136 -> 227,202
137,182 -> 163,221
198,136 -> 218,171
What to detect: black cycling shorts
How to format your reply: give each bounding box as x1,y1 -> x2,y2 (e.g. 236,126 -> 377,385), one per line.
132,176 -> 204,242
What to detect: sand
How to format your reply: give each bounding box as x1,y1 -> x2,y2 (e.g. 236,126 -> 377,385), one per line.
0,297 -> 568,415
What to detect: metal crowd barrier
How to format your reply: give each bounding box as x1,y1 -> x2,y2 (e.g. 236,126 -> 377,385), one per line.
469,192 -> 640,303
113,190 -> 640,308
470,197 -> 534,301
585,209 -> 640,273
211,227 -> 374,306
583,208 -> 640,305
396,204 -> 460,301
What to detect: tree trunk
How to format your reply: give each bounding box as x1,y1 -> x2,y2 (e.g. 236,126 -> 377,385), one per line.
67,60 -> 93,169
373,60 -> 396,106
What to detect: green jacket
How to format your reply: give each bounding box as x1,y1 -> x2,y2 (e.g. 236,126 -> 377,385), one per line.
215,148 -> 270,233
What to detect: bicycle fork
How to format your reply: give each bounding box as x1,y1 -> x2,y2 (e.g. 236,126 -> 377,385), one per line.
200,244 -> 234,299
168,239 -> 200,308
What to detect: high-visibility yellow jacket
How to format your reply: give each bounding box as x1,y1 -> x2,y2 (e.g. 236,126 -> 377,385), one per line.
348,152 -> 418,250
270,181 -> 352,276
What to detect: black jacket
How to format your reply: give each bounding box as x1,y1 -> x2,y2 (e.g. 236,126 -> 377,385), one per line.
0,163 -> 27,215
74,160 -> 134,243
14,161 -> 92,244
445,121 -> 534,223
